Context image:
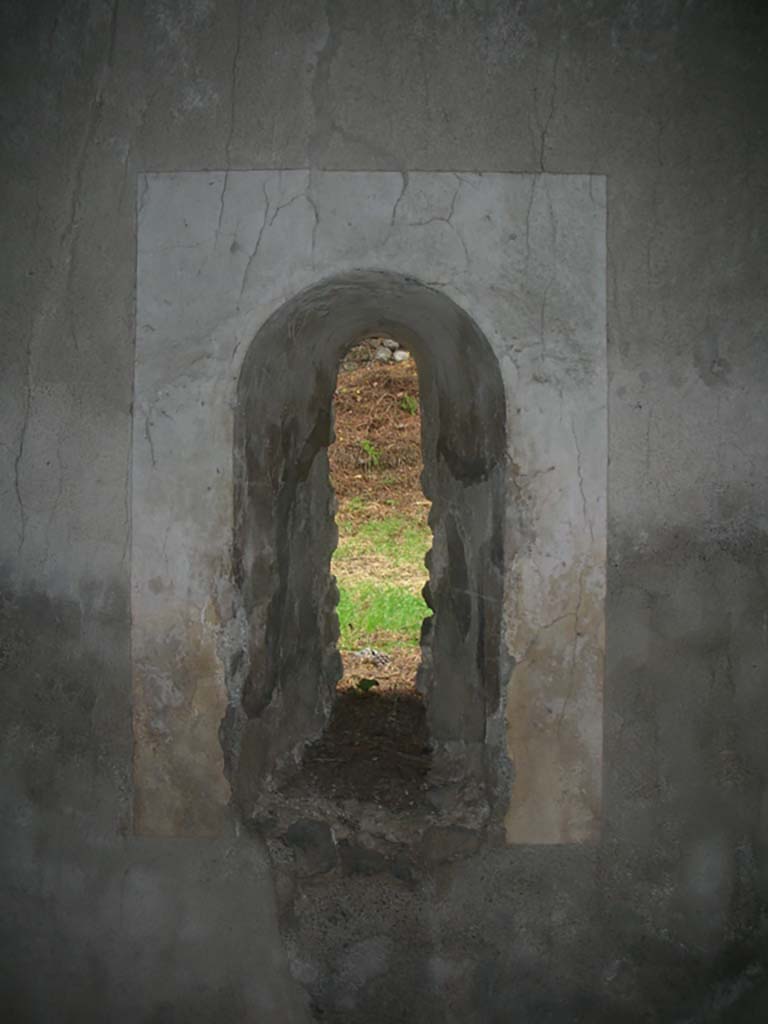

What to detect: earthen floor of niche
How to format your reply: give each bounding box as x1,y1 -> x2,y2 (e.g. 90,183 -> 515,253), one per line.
297,676 -> 432,812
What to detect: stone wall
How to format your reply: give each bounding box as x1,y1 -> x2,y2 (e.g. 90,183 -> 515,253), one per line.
2,2 -> 767,1021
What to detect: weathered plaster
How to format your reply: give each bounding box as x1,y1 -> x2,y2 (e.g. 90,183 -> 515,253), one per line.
133,169 -> 606,840
3,2 -> 767,1019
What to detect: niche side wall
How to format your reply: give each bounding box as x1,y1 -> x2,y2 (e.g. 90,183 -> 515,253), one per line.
132,170 -> 606,842
229,272 -> 507,825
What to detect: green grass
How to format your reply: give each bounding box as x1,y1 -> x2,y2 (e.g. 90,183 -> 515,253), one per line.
332,505 -> 431,651
334,514 -> 431,569
336,580 -> 428,651
399,393 -> 419,415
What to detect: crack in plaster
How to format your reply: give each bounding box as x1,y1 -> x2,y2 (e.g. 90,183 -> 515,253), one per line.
389,171 -> 410,228
307,5 -> 407,178
238,177 -> 273,302
144,414 -> 157,468
225,0 -> 243,166
304,182 -> 321,263
535,22 -> 562,171
215,170 -> 230,243
308,0 -> 341,165
160,521 -> 172,576
139,239 -> 225,255
445,176 -> 469,266
59,2 -> 119,297
512,606 -> 578,668
13,337 -> 32,554
555,565 -> 586,734
43,394 -> 78,566
571,415 -> 594,545
406,176 -> 469,268
524,175 -> 537,274
538,181 -> 558,356
268,190 -> 308,225
121,433 -> 131,569
137,174 -> 150,217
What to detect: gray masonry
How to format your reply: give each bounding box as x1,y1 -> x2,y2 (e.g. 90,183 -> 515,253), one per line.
2,3 -> 768,1022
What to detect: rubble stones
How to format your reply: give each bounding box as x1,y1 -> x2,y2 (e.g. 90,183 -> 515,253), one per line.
369,337 -> 409,364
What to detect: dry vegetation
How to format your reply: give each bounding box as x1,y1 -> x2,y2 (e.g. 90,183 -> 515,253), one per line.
330,341 -> 427,518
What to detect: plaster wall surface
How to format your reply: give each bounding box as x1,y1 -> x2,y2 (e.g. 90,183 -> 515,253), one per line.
133,169 -> 605,843
2,2 -> 768,1022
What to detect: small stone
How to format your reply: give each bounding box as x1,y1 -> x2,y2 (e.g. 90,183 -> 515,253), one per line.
382,338 -> 398,350
393,349 -> 410,362
354,647 -> 391,667
375,346 -> 391,361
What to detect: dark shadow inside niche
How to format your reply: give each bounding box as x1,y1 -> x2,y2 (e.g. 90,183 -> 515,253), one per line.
289,683 -> 432,813
225,271 -> 509,857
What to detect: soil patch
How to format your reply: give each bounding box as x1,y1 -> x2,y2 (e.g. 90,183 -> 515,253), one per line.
299,682 -> 431,811
329,341 -> 424,515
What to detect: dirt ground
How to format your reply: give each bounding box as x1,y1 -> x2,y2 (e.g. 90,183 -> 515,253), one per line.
329,339 -> 426,519
301,660 -> 431,811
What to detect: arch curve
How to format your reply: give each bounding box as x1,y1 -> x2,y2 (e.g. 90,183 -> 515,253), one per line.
230,270 -> 508,820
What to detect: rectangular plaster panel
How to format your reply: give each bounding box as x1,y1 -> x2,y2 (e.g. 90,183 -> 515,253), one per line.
133,170 -> 606,841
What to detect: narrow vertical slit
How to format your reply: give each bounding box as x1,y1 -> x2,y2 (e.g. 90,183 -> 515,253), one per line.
299,336 -> 434,808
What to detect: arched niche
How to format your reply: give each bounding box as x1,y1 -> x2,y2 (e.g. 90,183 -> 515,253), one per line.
133,171 -> 605,844
226,270 -> 508,827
